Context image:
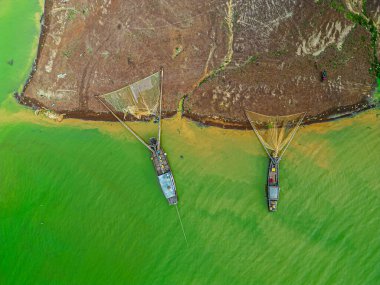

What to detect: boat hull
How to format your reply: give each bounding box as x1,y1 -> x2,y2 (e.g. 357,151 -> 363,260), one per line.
267,158 -> 280,212
150,140 -> 177,205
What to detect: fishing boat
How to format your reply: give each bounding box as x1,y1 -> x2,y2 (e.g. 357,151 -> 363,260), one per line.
149,138 -> 177,205
245,110 -> 305,212
267,158 -> 279,211
96,68 -> 178,205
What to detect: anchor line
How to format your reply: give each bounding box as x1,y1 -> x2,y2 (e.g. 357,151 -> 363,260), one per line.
175,204 -> 188,246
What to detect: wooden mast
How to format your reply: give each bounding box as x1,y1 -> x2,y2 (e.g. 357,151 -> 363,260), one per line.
157,67 -> 164,150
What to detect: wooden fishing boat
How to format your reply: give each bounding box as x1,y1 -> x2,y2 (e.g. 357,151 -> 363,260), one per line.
97,68 -> 178,205
245,110 -> 305,212
96,68 -> 187,244
267,158 -> 279,212
150,138 -> 177,205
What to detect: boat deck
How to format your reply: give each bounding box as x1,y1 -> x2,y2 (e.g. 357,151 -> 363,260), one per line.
152,149 -> 170,176
267,158 -> 280,212
149,139 -> 177,205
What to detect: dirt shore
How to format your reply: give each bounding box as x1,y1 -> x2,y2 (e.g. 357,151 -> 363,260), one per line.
20,0 -> 379,128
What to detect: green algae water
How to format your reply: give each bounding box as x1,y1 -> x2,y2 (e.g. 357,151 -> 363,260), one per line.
0,0 -> 42,98
0,1 -> 380,284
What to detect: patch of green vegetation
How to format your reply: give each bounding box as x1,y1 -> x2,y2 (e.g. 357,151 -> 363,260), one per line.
197,0 -> 234,88
62,50 -> 72,58
331,0 -> 346,13
7,59 -> 13,66
272,49 -> 287,57
101,51 -> 110,58
347,12 -> 380,77
318,0 -> 380,78
4,3 -> 380,283
330,56 -> 350,69
67,9 -> 79,21
362,0 -> 368,16
374,77 -> 380,103
127,56 -> 133,65
198,69 -> 219,87
245,55 -> 258,64
172,46 -> 183,59
81,7 -> 89,16
177,94 -> 187,114
368,77 -> 380,106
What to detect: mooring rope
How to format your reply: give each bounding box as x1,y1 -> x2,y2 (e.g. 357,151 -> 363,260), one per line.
175,204 -> 188,247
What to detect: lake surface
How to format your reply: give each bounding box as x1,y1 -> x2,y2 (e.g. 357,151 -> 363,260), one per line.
0,1 -> 379,284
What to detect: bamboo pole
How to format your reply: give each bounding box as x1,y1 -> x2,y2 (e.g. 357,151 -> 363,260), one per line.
157,67 -> 164,150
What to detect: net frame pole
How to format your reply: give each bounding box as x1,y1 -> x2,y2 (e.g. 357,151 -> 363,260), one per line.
245,110 -> 276,164
97,97 -> 153,152
278,112 -> 306,162
157,67 -> 164,150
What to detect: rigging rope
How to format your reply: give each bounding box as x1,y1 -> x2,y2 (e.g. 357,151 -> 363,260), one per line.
245,110 -> 305,160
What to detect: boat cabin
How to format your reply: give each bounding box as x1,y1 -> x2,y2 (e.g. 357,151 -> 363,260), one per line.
268,186 -> 279,200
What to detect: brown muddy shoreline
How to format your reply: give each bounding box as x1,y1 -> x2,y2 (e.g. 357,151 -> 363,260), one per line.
17,1 -> 378,129
17,88 -> 376,128
183,99 -> 376,130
